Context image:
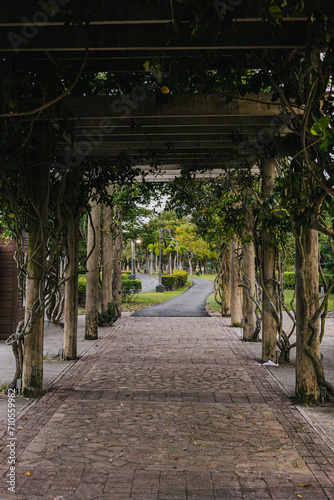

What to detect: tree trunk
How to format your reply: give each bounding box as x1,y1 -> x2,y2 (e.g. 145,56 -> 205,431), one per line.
85,198 -> 101,340
63,207 -> 80,359
242,211 -> 257,341
221,243 -> 231,316
22,162 -> 50,397
112,206 -> 123,319
295,228 -> 320,402
188,258 -> 192,276
230,242 -> 243,325
101,186 -> 114,314
261,158 -> 278,362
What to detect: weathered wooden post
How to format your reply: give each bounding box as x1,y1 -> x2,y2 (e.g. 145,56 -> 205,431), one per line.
112,205 -> 123,319
85,196 -> 101,340
242,211 -> 257,341
101,185 -> 114,314
261,157 -> 278,362
221,243 -> 231,316
63,205 -> 80,359
230,242 -> 243,325
22,158 -> 50,397
295,228 -> 320,401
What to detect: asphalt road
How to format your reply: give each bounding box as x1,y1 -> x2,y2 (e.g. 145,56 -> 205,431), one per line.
133,277 -> 214,317
137,273 -> 159,292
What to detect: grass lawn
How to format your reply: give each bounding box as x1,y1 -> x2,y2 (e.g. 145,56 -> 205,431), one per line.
122,280 -> 193,312
189,273 -> 216,282
207,288 -> 334,315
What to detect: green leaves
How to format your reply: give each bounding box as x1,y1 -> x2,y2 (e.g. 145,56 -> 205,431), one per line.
310,115 -> 331,152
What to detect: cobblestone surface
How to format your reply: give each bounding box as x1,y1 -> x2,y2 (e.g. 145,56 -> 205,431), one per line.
1,316 -> 334,499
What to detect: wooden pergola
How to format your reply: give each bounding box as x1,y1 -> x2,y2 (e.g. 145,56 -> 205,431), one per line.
1,2 -> 307,178
1,2 -> 314,397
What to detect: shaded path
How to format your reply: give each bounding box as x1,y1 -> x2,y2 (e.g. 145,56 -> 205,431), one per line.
1,317 -> 334,498
133,277 -> 214,317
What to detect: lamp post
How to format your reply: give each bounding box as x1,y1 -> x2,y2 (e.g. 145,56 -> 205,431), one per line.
156,227 -> 171,292
149,249 -> 153,274
129,238 -> 141,280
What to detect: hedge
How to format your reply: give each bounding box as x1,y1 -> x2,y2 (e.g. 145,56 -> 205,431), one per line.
172,270 -> 188,287
78,275 -> 141,306
284,272 -> 332,290
121,279 -> 142,302
161,275 -> 178,290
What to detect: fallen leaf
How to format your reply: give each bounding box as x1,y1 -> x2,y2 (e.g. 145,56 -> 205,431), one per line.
85,420 -> 91,424
25,472 -> 31,476
297,484 -> 310,487
193,441 -> 198,445
277,448 -> 282,452
322,462 -> 327,464
17,426 -> 22,430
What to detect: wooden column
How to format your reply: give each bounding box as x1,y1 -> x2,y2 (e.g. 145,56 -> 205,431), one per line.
22,162 -> 50,397
63,207 -> 80,359
101,185 -> 114,314
261,158 -> 278,362
242,209 -> 257,341
112,205 -> 123,319
295,228 -> 320,401
221,243 -> 231,316
85,198 -> 101,340
230,242 -> 242,325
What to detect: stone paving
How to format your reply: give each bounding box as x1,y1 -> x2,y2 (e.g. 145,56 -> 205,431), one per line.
1,317 -> 334,499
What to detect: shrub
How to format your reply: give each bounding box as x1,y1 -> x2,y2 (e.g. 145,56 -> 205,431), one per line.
162,275 -> 178,290
121,279 -> 142,302
283,272 -> 295,290
122,271 -> 131,275
284,272 -> 332,290
78,277 -> 87,306
172,270 -> 188,287
99,300 -> 118,326
121,273 -> 130,280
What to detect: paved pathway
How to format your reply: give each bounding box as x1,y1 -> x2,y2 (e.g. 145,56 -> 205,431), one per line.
134,278 -> 214,317
137,273 -> 159,293
1,317 -> 334,499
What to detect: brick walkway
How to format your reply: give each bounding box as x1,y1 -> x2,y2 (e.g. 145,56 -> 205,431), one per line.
1,317 -> 334,499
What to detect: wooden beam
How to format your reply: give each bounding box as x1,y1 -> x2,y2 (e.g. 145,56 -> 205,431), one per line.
50,93 -> 283,121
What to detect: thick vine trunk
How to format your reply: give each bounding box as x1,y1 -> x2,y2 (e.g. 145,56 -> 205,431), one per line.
295,228 -> 320,402
22,162 -> 50,397
230,242 -> 242,325
261,158 -> 278,362
63,207 -> 79,359
85,198 -> 101,340
101,186 -> 114,314
221,244 -> 231,316
112,206 -> 123,319
242,238 -> 257,341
